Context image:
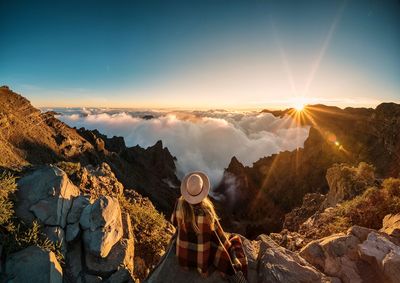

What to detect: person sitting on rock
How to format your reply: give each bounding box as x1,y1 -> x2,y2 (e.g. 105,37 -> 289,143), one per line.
171,171 -> 248,282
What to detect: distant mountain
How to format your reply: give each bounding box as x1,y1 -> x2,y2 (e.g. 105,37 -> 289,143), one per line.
216,103 -> 400,237
0,86 -> 180,215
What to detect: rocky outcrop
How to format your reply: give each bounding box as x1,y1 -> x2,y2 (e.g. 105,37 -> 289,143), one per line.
5,246 -> 63,283
324,162 -> 375,208
217,103 -> 400,237
0,87 -> 180,216
76,163 -> 124,199
6,165 -> 137,282
0,86 -> 96,169
300,224 -> 400,283
257,235 -> 336,283
16,165 -> 80,227
359,231 -> 400,283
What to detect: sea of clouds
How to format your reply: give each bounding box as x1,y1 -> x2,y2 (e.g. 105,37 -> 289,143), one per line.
51,108 -> 310,187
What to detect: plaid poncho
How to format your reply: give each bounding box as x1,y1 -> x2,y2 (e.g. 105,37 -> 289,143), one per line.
171,198 -> 248,277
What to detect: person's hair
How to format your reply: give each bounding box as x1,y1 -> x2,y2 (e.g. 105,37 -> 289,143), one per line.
177,196 -> 219,234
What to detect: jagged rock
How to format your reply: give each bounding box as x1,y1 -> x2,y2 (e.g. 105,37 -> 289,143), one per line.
80,196 -> 123,258
16,165 -> 80,227
299,228 -> 400,283
269,229 -> 307,251
358,231 -> 400,283
85,213 -> 134,277
67,195 -> 90,224
380,214 -> 400,238
77,163 -> 124,199
324,162 -> 375,208
257,235 -> 335,283
5,246 -> 63,283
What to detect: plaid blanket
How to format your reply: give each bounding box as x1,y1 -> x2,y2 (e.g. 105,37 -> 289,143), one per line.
171,199 -> 248,277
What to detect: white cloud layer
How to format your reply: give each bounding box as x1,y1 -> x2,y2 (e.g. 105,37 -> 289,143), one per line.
57,109 -> 309,188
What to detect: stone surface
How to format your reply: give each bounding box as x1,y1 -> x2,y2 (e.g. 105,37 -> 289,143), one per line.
380,214 -> 400,238
77,163 -> 124,199
80,196 -> 123,258
300,233 -> 364,283
257,235 -> 334,283
5,246 -> 63,283
85,213 -> 134,277
359,231 -> 400,283
16,165 -> 80,227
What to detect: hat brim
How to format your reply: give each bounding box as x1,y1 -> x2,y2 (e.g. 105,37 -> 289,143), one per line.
180,171 -> 210,204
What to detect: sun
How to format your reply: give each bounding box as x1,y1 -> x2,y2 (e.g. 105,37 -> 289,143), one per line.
292,97 -> 308,112
294,102 -> 305,111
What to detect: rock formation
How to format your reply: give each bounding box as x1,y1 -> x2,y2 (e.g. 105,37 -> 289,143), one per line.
216,103 -> 400,237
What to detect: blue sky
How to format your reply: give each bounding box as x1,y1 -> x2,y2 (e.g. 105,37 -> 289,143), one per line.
0,0 -> 399,109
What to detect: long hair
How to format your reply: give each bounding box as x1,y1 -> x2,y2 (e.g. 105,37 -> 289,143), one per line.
177,196 -> 219,234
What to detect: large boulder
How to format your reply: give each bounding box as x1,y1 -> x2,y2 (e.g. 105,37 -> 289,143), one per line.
80,196 -> 123,258
5,246 -> 63,283
85,213 -> 134,277
299,233 -> 365,283
359,231 -> 400,283
380,214 -> 400,238
16,165 -> 80,227
257,235 -> 335,283
300,227 -> 399,283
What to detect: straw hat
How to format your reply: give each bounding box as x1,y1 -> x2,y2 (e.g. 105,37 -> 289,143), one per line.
180,171 -> 210,204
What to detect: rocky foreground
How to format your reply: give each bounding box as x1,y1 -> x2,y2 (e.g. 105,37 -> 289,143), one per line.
2,163 -> 400,283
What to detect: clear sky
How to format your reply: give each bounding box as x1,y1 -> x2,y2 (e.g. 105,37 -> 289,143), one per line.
0,0 -> 399,109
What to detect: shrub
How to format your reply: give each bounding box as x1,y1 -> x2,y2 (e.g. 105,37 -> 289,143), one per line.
119,192 -> 173,280
333,185 -> 400,230
382,178 -> 400,197
0,171 -> 17,229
